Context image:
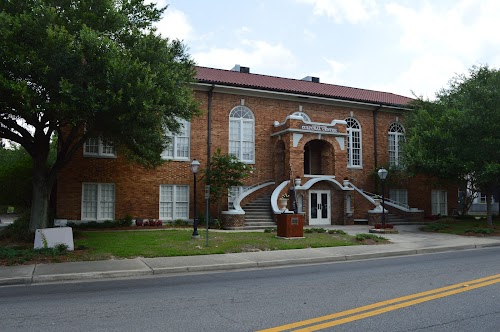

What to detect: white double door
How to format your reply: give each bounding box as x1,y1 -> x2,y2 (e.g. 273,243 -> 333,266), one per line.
309,190 -> 331,225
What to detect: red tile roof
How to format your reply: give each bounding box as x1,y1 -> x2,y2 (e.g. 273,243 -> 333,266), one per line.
195,66 -> 413,107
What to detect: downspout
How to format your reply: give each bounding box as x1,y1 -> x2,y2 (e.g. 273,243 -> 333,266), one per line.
206,85 -> 215,220
373,105 -> 382,195
373,105 -> 382,168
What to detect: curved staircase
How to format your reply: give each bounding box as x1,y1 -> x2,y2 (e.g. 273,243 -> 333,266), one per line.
242,195 -> 275,230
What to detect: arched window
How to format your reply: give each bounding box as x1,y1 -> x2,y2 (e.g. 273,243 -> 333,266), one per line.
229,106 -> 255,163
389,122 -> 405,167
345,117 -> 362,167
292,111 -> 311,122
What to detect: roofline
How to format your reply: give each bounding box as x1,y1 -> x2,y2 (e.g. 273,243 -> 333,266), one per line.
193,82 -> 414,111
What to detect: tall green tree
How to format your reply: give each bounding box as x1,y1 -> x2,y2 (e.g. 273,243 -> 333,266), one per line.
0,1 -> 199,232
203,149 -> 252,219
404,65 -> 500,226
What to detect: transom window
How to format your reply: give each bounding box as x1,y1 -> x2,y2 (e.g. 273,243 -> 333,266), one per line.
229,106 -> 255,163
159,185 -> 189,220
346,117 -> 362,167
84,137 -> 116,157
162,119 -> 190,160
388,123 -> 405,167
81,183 -> 115,220
292,111 -> 311,122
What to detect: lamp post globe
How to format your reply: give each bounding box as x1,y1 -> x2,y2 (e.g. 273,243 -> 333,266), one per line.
190,159 -> 201,239
377,168 -> 388,228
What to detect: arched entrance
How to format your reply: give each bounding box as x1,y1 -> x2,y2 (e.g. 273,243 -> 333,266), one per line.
303,139 -> 335,176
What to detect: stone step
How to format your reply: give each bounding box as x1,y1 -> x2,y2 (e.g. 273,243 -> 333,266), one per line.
244,221 -> 275,227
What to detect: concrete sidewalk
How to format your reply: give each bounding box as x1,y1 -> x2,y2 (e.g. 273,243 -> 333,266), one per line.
1,225 -> 500,286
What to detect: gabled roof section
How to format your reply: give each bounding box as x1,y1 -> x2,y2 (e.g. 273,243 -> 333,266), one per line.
195,66 -> 413,107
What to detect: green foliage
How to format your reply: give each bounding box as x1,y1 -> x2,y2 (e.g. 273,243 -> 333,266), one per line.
304,228 -> 327,233
328,229 -> 347,235
203,149 -> 252,217
0,212 -> 33,242
465,228 -> 493,235
0,146 -> 33,206
355,233 -> 388,242
404,65 -> 500,224
0,1 -> 200,230
422,223 -> 450,232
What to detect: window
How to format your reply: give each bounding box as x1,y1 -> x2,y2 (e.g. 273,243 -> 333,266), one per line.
81,183 -> 115,220
292,111 -> 311,122
162,119 -> 190,160
229,106 -> 255,163
390,189 -> 408,206
389,123 -> 405,167
346,117 -> 362,167
432,190 -> 448,215
159,185 -> 189,220
228,186 -> 248,209
84,137 -> 116,157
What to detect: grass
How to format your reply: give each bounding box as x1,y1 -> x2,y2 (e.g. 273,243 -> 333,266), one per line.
0,228 -> 388,266
421,217 -> 500,236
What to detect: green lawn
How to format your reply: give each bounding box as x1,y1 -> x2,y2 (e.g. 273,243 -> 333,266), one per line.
1,228 -> 389,265
74,229 -> 358,258
421,217 -> 500,235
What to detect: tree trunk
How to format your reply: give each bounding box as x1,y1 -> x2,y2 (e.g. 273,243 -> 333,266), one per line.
29,165 -> 54,233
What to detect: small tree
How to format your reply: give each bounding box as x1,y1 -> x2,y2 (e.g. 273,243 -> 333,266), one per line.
203,149 -> 252,218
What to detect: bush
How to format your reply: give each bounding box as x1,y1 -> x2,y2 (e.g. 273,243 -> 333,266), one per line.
305,228 -> 327,233
422,223 -> 449,232
355,233 -> 388,242
328,229 -> 347,235
0,212 -> 33,242
465,228 -> 493,235
117,214 -> 133,227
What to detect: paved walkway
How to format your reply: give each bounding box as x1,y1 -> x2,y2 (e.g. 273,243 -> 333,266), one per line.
1,225 -> 500,286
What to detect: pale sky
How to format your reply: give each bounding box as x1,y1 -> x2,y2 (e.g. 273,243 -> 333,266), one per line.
148,0 -> 500,99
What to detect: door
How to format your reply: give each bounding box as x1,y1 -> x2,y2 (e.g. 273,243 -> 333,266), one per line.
309,190 -> 330,225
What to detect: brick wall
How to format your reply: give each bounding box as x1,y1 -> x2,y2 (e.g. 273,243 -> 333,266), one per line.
56,87 -> 456,223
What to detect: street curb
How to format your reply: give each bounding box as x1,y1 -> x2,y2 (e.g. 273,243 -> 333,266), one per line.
2,243 -> 500,286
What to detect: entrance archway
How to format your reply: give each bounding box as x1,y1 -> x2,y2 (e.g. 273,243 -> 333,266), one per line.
303,139 -> 335,175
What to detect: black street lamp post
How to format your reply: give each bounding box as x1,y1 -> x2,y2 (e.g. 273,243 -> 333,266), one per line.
377,168 -> 388,229
190,159 -> 201,239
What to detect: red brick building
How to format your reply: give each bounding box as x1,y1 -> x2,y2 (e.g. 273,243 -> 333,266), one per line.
56,65 -> 457,227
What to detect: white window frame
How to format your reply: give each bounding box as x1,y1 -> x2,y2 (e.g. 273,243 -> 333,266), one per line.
81,183 -> 115,220
83,137 -> 116,158
431,190 -> 448,215
389,123 -> 405,167
346,117 -> 362,168
228,186 -> 249,210
229,106 -> 255,163
161,119 -> 190,160
159,185 -> 189,220
390,189 -> 408,206
292,111 -> 311,122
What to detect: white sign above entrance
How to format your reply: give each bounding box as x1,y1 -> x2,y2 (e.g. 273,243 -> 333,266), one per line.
301,124 -> 338,133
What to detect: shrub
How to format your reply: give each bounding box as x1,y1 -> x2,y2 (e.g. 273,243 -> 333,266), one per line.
465,228 -> 493,235
117,214 -> 133,227
355,233 -> 388,242
328,229 -> 347,235
0,212 -> 32,242
423,223 -> 449,232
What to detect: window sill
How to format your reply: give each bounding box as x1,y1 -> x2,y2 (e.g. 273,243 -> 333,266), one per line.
347,166 -> 363,170
83,154 -> 117,159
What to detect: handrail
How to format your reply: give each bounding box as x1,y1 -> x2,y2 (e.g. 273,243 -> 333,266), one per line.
347,182 -> 412,212
232,180 -> 275,212
271,180 -> 290,214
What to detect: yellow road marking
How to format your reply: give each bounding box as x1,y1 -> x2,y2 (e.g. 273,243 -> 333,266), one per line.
257,274 -> 500,332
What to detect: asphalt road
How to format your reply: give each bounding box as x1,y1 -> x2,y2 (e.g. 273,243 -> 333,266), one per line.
1,247 -> 499,332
